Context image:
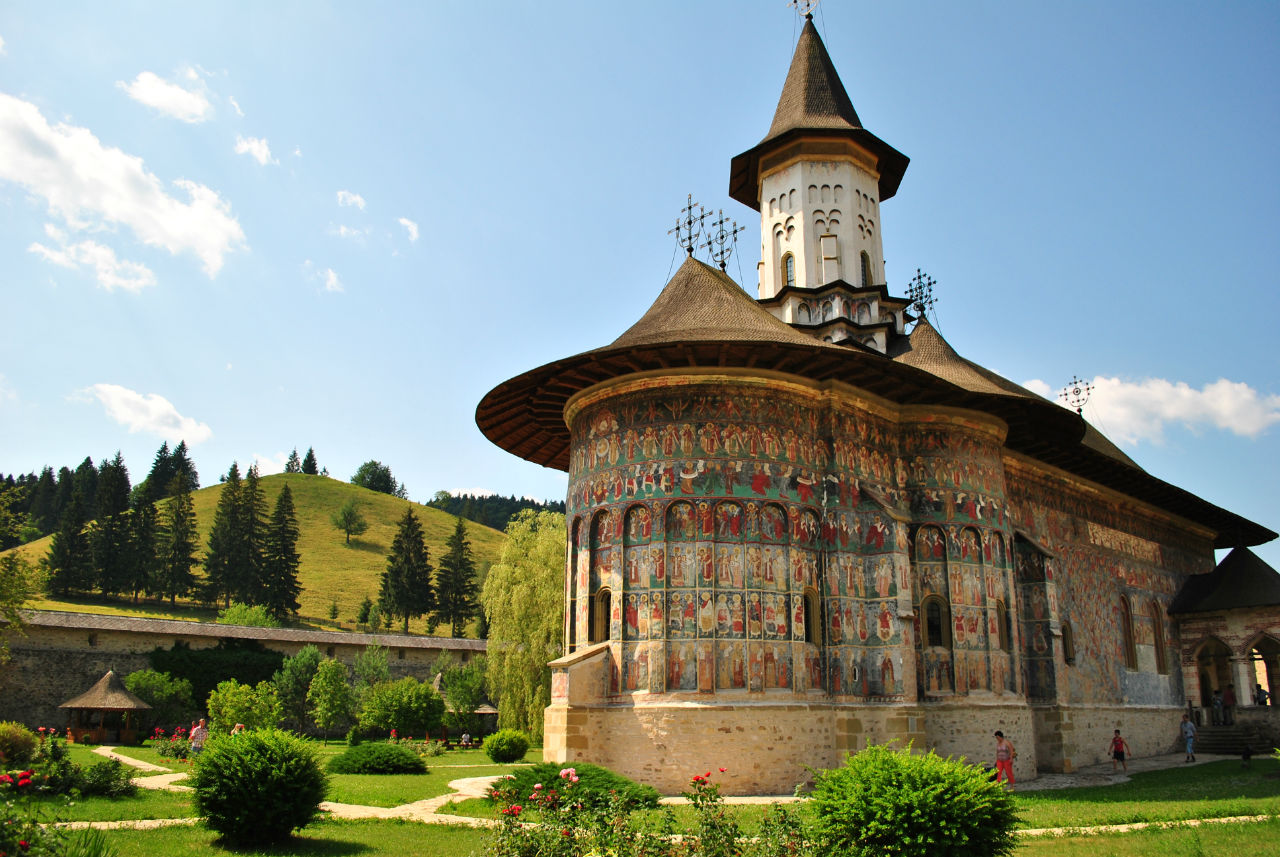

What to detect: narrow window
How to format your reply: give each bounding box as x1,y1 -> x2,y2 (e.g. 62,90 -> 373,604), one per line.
803,588 -> 820,646
995,600 -> 1010,651
860,251 -> 873,287
1120,597 -> 1137,670
1062,621 -> 1076,665
590,588 -> 612,644
922,595 -> 951,648
1151,601 -> 1168,675
783,254 -> 796,289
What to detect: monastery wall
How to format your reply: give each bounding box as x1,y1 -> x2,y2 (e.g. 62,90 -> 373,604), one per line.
0,618 -> 475,727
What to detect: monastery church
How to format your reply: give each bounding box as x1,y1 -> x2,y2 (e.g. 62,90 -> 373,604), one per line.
478,15 -> 1280,794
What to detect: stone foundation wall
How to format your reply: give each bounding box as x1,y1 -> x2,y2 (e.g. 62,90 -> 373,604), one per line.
921,699 -> 1035,781
1036,704 -> 1181,771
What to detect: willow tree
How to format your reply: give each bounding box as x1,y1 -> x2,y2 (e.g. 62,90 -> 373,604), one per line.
480,510 -> 565,741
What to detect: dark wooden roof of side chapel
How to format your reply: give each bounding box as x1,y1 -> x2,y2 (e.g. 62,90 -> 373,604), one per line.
729,16 -> 909,209
1169,546 -> 1280,614
59,669 -> 151,711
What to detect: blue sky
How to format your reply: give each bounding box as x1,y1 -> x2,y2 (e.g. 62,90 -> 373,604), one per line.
1,2 -> 1277,566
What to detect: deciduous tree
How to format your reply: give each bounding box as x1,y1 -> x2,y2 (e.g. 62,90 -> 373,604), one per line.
0,553 -> 43,663
351,460 -> 398,495
330,498 -> 368,545
481,510 -> 565,741
307,659 -> 355,740
272,644 -> 322,731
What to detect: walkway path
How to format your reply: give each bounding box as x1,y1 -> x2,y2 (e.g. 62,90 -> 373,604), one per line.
73,748 -> 1274,838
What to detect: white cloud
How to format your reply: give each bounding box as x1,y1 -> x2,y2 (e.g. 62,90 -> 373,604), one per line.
0,35 -> 6,55
253,452 -> 288,475
1021,378 -> 1053,399
234,135 -> 275,165
29,223 -> 156,292
80,383 -> 212,444
332,224 -> 369,240
323,268 -> 343,292
117,70 -> 213,123
228,95 -> 244,117
398,217 -> 419,242
337,190 -> 365,210
292,146 -> 302,158
1023,374 -> 1280,445
0,93 -> 245,276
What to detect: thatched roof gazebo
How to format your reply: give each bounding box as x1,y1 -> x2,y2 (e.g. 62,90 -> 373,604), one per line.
59,669 -> 150,745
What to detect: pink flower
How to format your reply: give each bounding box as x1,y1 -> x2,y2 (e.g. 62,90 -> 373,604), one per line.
533,783 -> 542,790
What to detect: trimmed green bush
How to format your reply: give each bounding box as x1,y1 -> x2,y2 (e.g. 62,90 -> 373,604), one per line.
483,729 -> 529,764
79,759 -> 137,798
356,677 -> 444,738
326,742 -> 427,775
499,761 -> 660,809
0,722 -> 37,767
809,744 -> 1019,857
190,729 -> 328,845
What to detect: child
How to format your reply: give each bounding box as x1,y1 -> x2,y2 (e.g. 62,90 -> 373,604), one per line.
1108,729 -> 1131,772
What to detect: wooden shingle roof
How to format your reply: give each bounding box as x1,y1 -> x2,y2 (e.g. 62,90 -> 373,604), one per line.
60,670 -> 151,711
1169,546 -> 1280,614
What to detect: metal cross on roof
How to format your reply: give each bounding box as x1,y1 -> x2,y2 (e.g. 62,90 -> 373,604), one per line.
702,209 -> 746,271
906,268 -> 937,319
669,193 -> 709,257
789,0 -> 822,19
1059,375 -> 1093,415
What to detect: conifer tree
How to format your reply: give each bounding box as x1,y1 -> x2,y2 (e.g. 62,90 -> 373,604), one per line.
92,452 -> 132,596
171,441 -> 199,493
29,467 -> 57,534
301,448 -> 318,476
432,516 -> 479,637
130,496 -> 160,601
52,466 -> 75,528
379,508 -> 434,634
142,441 -> 174,504
238,464 -> 269,604
157,476 -> 199,604
285,448 -> 302,474
45,489 -> 92,596
261,484 -> 302,620
204,463 -> 243,606
72,457 -> 97,520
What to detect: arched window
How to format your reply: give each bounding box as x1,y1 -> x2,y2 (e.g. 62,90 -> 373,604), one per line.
995,600 -> 1010,652
922,595 -> 951,648
1120,597 -> 1137,670
860,251 -> 872,287
589,587 -> 612,645
1062,621 -> 1075,665
783,253 -> 796,289
803,587 -> 821,646
1150,601 -> 1168,675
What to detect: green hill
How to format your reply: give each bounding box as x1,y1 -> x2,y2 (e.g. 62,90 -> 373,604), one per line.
2,473 -> 506,634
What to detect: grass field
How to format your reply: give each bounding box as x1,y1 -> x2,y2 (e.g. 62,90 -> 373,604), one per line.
3,473 -> 509,633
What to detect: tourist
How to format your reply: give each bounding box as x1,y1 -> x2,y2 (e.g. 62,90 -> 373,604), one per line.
1223,684 -> 1237,725
1108,729 -> 1131,772
1180,714 -> 1197,762
230,723 -> 245,736
1256,683 -> 1270,706
460,731 -> 471,747
1211,688 -> 1224,725
993,730 -> 1016,786
190,718 -> 209,756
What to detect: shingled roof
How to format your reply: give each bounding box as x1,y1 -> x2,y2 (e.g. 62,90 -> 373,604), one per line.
1169,546 -> 1280,614
729,16 -> 909,208
60,670 -> 151,711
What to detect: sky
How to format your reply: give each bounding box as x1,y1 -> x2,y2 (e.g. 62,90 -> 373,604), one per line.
1,2 -> 1277,566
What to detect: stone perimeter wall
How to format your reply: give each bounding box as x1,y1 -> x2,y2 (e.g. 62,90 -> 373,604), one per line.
0,623 -> 472,728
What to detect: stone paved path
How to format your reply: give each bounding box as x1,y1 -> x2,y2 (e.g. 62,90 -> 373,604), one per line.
69,748 -> 1273,838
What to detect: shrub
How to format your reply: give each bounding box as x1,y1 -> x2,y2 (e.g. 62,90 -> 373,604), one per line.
809,744 -> 1019,857
190,729 -> 328,845
0,722 -> 37,767
206,679 -> 282,733
483,729 -> 529,764
124,669 -> 194,731
326,742 -> 427,775
79,759 -> 137,798
217,602 -> 281,628
499,761 -> 659,809
356,677 -> 443,738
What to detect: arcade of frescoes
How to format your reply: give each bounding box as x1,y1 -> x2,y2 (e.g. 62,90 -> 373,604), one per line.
476,16 -> 1277,796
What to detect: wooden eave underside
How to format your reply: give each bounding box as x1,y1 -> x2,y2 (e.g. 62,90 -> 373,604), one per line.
475,339 -> 1274,548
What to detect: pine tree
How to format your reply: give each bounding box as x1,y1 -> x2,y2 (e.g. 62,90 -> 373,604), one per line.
238,465 -> 269,604
29,467 -> 57,534
301,448 -> 318,476
285,449 -> 302,474
204,463 -> 243,606
157,476 -> 199,604
92,452 -> 133,596
45,489 -> 92,596
261,484 -> 301,621
171,441 -> 199,493
52,466 -> 75,529
142,441 -> 174,504
379,508 -> 434,634
432,516 -> 479,637
72,457 -> 97,520
130,496 -> 160,601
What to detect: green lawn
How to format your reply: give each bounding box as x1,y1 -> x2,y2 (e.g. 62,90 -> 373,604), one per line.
1017,817 -> 1280,856
325,766 -> 514,808
31,788 -> 195,822
107,743 -> 191,772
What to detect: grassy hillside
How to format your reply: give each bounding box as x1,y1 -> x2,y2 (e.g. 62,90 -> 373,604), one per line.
3,473 -> 506,635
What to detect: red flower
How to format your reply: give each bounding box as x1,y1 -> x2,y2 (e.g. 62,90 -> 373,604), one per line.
17,778 -> 30,788
719,767 -> 726,772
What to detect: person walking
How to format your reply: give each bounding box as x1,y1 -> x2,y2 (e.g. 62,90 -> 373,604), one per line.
993,730 -> 1016,786
189,718 -> 209,757
1108,729 -> 1131,772
1180,713 -> 1197,762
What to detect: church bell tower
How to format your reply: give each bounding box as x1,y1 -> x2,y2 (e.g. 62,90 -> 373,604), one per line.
729,14 -> 909,308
